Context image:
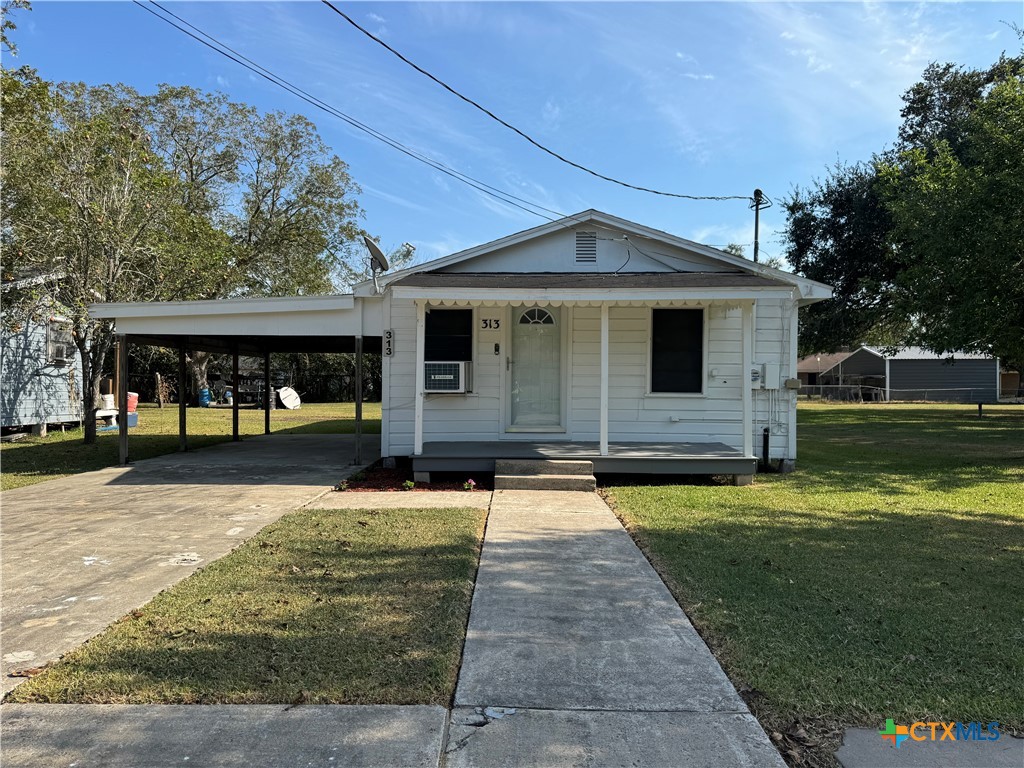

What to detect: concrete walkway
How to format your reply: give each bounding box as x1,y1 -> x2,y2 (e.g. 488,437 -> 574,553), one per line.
1,434 -> 375,694
446,489 -> 785,767
1,704 -> 445,768
2,486 -> 784,767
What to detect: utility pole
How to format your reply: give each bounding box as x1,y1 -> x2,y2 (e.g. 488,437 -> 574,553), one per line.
750,188 -> 767,264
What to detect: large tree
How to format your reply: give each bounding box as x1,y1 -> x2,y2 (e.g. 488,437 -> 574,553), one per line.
3,73 -> 374,437
784,51 -> 1023,367
881,74 -> 1024,369
2,72 -> 186,443
146,87 -> 366,392
782,163 -> 907,355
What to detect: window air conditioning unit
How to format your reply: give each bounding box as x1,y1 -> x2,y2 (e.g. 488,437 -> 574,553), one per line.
424,361 -> 468,393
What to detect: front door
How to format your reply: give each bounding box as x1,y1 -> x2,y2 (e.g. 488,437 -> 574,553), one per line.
508,306 -> 562,430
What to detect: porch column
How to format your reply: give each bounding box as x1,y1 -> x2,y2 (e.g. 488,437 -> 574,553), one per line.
788,302 -> 798,460
414,301 -> 425,455
231,347 -> 240,442
600,303 -> 609,456
178,344 -> 188,452
885,357 -> 891,402
118,335 -> 129,466
263,351 -> 272,435
354,335 -> 363,465
742,300 -> 754,458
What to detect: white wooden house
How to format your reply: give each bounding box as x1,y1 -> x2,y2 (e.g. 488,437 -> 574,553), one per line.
91,211 -> 832,482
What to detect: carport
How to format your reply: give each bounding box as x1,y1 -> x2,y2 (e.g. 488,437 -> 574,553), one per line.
89,294 -> 383,466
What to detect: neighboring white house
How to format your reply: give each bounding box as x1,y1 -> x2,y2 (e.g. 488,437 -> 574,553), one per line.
90,210 -> 833,481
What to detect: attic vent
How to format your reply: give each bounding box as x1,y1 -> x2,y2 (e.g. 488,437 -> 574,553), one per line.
575,231 -> 598,264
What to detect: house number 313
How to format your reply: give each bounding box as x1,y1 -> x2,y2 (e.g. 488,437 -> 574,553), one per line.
481,319 -> 501,330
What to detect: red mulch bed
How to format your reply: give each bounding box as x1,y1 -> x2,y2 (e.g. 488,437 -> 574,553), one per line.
337,464 -> 494,493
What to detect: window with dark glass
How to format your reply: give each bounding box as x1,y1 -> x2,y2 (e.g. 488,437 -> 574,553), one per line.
424,308 -> 473,361
651,308 -> 703,393
47,320 -> 75,365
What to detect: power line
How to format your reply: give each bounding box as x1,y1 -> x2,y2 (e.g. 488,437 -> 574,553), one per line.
134,0 -> 579,225
320,0 -> 751,203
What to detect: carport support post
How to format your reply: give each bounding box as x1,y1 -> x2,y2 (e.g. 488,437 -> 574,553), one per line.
232,347 -> 240,441
178,345 -> 188,451
354,335 -> 363,465
118,335 -> 129,466
263,351 -> 272,435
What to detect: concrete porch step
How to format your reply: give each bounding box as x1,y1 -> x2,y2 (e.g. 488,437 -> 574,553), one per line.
494,459 -> 594,476
494,473 -> 597,492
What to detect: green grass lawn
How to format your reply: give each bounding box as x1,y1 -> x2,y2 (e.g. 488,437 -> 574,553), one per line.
607,403 -> 1023,747
6,504 -> 485,705
0,402 -> 382,491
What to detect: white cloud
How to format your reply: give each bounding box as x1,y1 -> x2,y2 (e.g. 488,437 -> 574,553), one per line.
689,223 -> 754,249
362,184 -> 429,213
366,13 -> 386,24
541,99 -> 562,130
785,47 -> 833,73
215,75 -> 230,87
675,51 -> 697,64
681,73 -> 715,81
411,236 -> 471,261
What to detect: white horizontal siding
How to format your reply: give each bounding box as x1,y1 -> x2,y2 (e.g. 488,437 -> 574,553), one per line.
1,321 -> 83,427
383,297 -> 799,460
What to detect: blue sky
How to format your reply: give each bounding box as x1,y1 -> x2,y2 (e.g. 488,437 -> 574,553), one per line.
9,1 -> 1020,268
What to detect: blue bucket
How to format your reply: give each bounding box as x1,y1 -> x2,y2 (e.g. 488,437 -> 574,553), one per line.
198,388 -> 211,408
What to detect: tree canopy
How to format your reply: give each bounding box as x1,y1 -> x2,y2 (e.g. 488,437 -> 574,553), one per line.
1,68 -> 381,441
784,51 -> 1024,370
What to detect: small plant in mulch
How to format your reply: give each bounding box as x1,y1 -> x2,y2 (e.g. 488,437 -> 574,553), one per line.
337,462 -> 494,492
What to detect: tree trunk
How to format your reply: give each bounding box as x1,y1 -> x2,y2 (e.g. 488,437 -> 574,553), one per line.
187,351 -> 210,404
79,343 -> 97,445
77,327 -> 114,445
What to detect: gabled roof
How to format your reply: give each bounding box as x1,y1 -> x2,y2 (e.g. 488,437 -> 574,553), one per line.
359,210 -> 832,302
816,345 -> 996,376
797,351 -> 853,373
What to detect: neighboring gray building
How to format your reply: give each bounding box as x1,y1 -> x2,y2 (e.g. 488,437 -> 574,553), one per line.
1,314 -> 83,431
819,346 -> 1001,402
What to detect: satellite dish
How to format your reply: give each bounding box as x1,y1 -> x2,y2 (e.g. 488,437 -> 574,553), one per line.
363,235 -> 390,273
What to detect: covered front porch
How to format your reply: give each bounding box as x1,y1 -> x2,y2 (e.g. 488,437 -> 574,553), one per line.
413,439 -> 756,476
390,276 -> 780,474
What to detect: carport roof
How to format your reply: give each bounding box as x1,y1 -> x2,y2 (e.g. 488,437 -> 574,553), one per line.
90,294 -> 382,354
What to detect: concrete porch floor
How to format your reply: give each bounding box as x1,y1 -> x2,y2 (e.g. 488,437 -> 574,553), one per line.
414,439 -> 757,476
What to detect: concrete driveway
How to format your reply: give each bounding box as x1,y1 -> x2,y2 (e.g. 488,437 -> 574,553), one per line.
0,434 -> 377,695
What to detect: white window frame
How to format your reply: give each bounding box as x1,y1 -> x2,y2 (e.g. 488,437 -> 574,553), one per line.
645,305 -> 709,398
423,305 -> 476,396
